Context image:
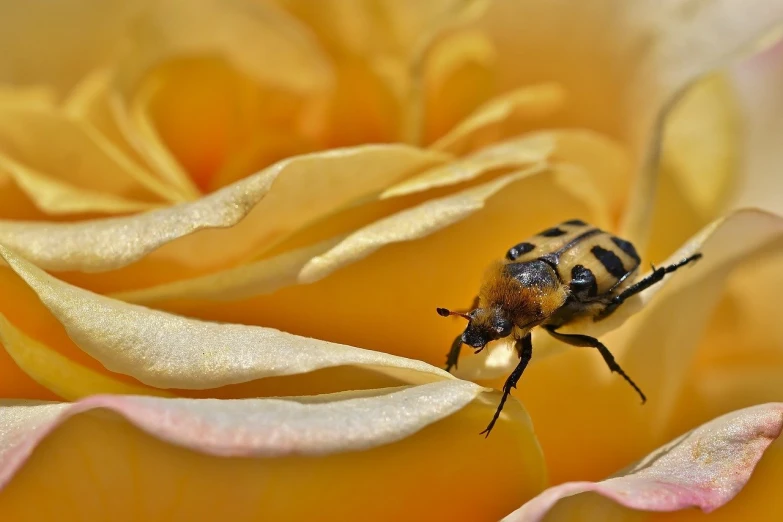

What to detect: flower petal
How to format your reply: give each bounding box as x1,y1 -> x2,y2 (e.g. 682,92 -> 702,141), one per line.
0,145 -> 446,274
381,134 -> 553,198
469,0 -> 783,249
430,83 -> 567,155
0,1 -> 149,92
0,314 -> 172,401
729,38 -> 783,215
115,0 -> 332,97
0,243 -> 455,389
62,69 -> 186,203
0,383 -> 544,521
0,108 -> 171,215
503,402 -> 783,521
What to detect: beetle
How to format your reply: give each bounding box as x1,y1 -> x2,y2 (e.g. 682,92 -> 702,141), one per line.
436,219 -> 702,436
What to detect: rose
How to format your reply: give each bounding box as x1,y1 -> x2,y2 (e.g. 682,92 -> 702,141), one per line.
0,0 -> 782,520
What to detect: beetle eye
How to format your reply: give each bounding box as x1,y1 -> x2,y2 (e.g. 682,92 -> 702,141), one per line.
494,319 -> 512,337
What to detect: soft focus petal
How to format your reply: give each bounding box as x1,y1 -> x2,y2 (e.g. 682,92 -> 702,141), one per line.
729,38 -> 783,215
0,1 -> 151,92
503,402 -> 783,521
0,244 -> 460,390
429,83 -> 567,155
0,383 -> 545,522
645,73 -> 740,263
467,0 -> 783,249
0,145 -> 445,276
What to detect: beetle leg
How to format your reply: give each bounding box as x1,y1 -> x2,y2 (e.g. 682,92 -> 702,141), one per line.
480,333 -> 533,437
545,326 -> 646,403
443,295 -> 480,372
595,253 -> 702,321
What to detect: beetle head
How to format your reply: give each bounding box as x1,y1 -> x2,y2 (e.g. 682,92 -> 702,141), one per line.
437,306 -> 513,350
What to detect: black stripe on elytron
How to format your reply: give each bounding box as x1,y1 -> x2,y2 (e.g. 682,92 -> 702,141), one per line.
610,236 -> 641,263
562,219 -> 588,226
552,228 -> 602,257
506,242 -> 536,261
570,264 -> 598,298
538,227 -> 568,237
591,245 -> 627,279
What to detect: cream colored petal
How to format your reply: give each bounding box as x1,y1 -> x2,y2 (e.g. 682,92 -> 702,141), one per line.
383,129 -> 631,213
112,237 -> 344,305
0,145 -> 446,272
0,315 -> 173,401
382,134 -> 553,198
111,162 -> 596,306
430,83 -> 567,155
729,39 -> 783,214
0,383 -> 543,521
109,0 -> 335,197
115,0 -> 333,98
0,1 -> 152,93
505,403 -> 783,521
62,69 -> 185,204
0,155 -> 160,216
301,167 -> 546,284
0,381 -> 493,461
0,108 -> 171,207
0,243 -> 459,389
0,85 -> 56,110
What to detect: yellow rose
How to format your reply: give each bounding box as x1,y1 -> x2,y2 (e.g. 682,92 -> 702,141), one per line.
0,1 -> 782,520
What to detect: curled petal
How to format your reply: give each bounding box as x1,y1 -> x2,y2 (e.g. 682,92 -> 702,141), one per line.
114,0 -> 332,96
0,145 -> 446,272
503,403 -> 783,521
0,314 -> 173,401
0,382 -> 544,521
0,244 -> 453,389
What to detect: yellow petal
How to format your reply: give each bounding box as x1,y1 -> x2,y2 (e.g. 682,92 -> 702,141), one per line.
300,167 -> 547,284
0,85 -> 56,110
0,384 -> 544,522
645,73 -> 740,263
0,314 -> 172,401
0,1 -> 150,93
0,145 -> 446,279
115,0 -> 332,99
138,56 -> 323,192
280,0 -> 488,145
62,69 -> 185,204
421,29 -> 497,145
0,243 -> 461,390
112,237 -> 344,305
464,0 -> 783,252
729,39 -> 783,215
430,83 -> 567,155
0,108 -> 171,215
382,134 -> 554,198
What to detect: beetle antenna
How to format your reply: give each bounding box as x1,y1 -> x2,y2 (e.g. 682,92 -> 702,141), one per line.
436,307 -> 471,320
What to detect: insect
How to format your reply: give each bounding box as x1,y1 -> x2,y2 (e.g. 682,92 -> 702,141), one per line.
436,219 -> 702,437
